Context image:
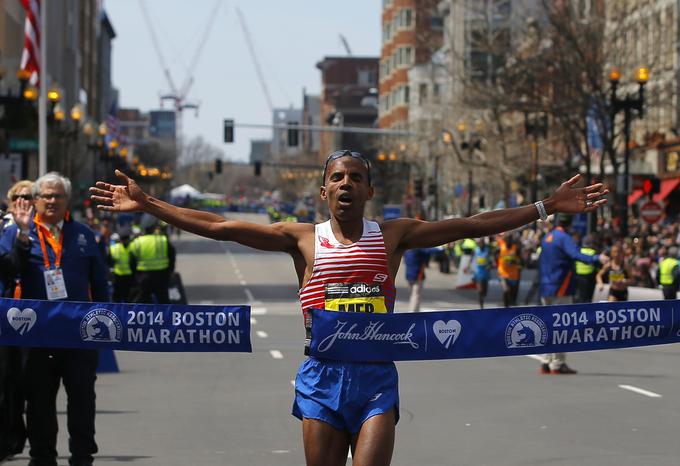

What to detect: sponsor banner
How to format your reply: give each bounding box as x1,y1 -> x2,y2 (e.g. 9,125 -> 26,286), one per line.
0,298 -> 251,352
308,300 -> 679,361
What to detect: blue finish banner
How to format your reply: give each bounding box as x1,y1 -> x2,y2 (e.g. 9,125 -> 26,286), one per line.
0,298 -> 251,352
308,300 -> 679,361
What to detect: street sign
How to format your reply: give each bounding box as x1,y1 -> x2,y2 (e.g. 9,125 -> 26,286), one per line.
640,200 -> 664,224
9,138 -> 38,151
383,204 -> 402,220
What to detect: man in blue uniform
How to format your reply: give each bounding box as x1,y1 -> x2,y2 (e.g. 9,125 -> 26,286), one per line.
0,172 -> 109,466
538,215 -> 607,374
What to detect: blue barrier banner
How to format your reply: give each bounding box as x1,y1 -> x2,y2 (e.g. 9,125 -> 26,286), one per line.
308,300 -> 679,361
0,298 -> 251,352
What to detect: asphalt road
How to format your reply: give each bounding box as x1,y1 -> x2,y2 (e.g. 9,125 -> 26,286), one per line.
37,232 -> 680,466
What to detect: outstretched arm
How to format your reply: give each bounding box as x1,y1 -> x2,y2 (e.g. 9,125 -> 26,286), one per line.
89,170 -> 302,252
387,175 -> 608,250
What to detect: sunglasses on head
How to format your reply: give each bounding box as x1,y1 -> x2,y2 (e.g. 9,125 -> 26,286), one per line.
11,194 -> 33,201
322,150 -> 372,186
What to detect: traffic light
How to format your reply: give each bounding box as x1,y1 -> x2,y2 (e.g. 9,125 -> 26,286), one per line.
215,158 -> 222,174
414,178 -> 424,198
254,161 -> 262,176
287,122 -> 299,147
642,176 -> 660,194
223,119 -> 234,143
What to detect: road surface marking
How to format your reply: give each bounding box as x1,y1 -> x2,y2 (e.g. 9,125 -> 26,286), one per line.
239,280 -> 247,286
290,380 -> 295,386
252,307 -> 267,315
256,330 -> 268,338
618,384 -> 662,398
270,350 -> 283,359
199,300 -> 214,305
250,317 -> 257,325
244,288 -> 255,302
348,449 -> 352,459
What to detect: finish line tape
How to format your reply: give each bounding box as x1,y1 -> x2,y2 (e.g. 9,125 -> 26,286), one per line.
0,298 -> 251,352
308,300 -> 680,361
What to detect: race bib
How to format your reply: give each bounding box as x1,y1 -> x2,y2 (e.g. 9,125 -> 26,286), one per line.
44,268 -> 68,301
324,282 -> 387,313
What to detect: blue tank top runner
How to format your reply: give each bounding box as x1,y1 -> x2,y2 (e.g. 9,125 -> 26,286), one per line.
0,298 -> 251,352
308,300 -> 680,361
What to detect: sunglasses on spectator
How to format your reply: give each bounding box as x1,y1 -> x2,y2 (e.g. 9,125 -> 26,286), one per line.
322,150 -> 372,186
11,194 -> 33,201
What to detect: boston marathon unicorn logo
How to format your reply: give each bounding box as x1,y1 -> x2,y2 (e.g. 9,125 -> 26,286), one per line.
505,314 -> 548,348
80,309 -> 122,343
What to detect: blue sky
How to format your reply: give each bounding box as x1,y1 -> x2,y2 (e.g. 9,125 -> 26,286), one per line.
105,0 -> 382,163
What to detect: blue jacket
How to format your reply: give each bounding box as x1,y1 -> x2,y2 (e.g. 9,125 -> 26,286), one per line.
0,217 -> 109,302
404,248 -> 437,282
539,227 -> 598,298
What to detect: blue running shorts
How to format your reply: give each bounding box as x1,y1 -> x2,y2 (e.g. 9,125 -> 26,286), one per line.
292,357 -> 400,434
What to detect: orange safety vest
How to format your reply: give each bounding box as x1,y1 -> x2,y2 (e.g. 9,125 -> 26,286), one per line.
498,241 -> 520,280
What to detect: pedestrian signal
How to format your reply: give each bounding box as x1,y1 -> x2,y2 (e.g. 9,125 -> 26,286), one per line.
642,176 -> 660,194
224,119 -> 234,143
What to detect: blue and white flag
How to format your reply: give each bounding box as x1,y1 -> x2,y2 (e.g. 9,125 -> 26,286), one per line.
0,298 -> 251,352
308,300 -> 678,362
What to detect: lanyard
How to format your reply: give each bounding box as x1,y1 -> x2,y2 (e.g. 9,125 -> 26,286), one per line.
34,214 -> 63,269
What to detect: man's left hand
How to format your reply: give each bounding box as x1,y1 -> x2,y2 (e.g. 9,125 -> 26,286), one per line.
546,174 -> 608,214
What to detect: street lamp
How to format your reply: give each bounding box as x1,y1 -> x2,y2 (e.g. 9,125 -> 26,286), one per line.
609,65 -> 648,237
442,122 -> 484,217
523,111 -> 548,203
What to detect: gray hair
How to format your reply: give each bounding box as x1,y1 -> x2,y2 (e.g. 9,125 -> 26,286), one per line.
33,172 -> 72,199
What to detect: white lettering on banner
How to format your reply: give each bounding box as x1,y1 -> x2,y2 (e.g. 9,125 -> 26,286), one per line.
594,307 -> 661,325
316,321 -> 419,353
553,325 -> 663,345
171,311 -> 240,327
127,328 -> 241,345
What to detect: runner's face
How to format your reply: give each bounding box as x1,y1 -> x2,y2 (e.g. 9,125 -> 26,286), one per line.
320,157 -> 373,220
36,182 -> 68,224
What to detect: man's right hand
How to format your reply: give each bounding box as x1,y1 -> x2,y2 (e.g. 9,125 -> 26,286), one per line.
13,197 -> 33,231
89,170 -> 148,212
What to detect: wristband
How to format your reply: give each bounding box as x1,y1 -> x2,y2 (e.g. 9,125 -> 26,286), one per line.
534,201 -> 548,221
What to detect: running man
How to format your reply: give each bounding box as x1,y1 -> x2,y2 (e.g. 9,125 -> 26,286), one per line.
90,150 -> 607,466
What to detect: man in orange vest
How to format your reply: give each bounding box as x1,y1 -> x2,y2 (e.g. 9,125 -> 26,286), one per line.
497,232 -> 522,307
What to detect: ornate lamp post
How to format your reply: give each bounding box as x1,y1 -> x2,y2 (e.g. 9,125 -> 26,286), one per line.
609,66 -> 648,238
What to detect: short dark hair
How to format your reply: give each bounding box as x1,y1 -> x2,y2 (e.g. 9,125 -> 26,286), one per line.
322,150 -> 371,186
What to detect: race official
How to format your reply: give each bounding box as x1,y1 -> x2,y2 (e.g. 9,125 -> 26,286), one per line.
128,215 -> 175,304
108,231 -> 134,302
658,246 -> 680,300
573,235 -> 598,303
0,172 -> 108,466
538,215 -> 607,375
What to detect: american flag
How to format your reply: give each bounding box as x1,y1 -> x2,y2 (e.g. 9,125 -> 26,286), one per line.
20,0 -> 41,86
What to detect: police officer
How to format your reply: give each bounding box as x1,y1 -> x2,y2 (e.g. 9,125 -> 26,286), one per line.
0,172 -> 108,466
108,229 -> 134,302
128,214 -> 175,304
658,246 -> 680,300
574,235 -> 598,303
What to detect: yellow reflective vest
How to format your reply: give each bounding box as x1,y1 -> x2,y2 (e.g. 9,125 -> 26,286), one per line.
129,234 -> 170,272
110,242 -> 132,276
659,257 -> 679,286
575,247 -> 596,275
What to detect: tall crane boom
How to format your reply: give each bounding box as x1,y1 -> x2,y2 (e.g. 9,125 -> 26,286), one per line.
236,7 -> 274,112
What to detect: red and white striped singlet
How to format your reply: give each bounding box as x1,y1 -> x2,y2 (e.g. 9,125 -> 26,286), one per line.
299,219 -> 396,317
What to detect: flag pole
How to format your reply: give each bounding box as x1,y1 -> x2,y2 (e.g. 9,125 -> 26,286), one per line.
38,0 -> 47,176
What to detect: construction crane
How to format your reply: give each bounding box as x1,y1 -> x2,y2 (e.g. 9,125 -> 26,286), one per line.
138,0 -> 222,159
235,7 -> 274,113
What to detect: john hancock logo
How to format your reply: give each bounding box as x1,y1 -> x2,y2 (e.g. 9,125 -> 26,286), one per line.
316,320 -> 419,352
505,314 -> 547,348
80,309 -> 122,343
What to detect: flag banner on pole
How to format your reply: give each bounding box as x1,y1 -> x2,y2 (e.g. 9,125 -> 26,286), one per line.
20,0 -> 41,85
0,298 -> 251,352
308,300 -> 679,362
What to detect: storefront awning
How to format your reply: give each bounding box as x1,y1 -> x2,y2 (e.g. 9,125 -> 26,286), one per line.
628,178 -> 680,205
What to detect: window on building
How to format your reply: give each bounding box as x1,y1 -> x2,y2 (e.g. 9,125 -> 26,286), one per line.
433,83 -> 440,97
419,83 -> 428,104
404,46 -> 412,65
404,85 -> 410,103
404,9 -> 412,28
